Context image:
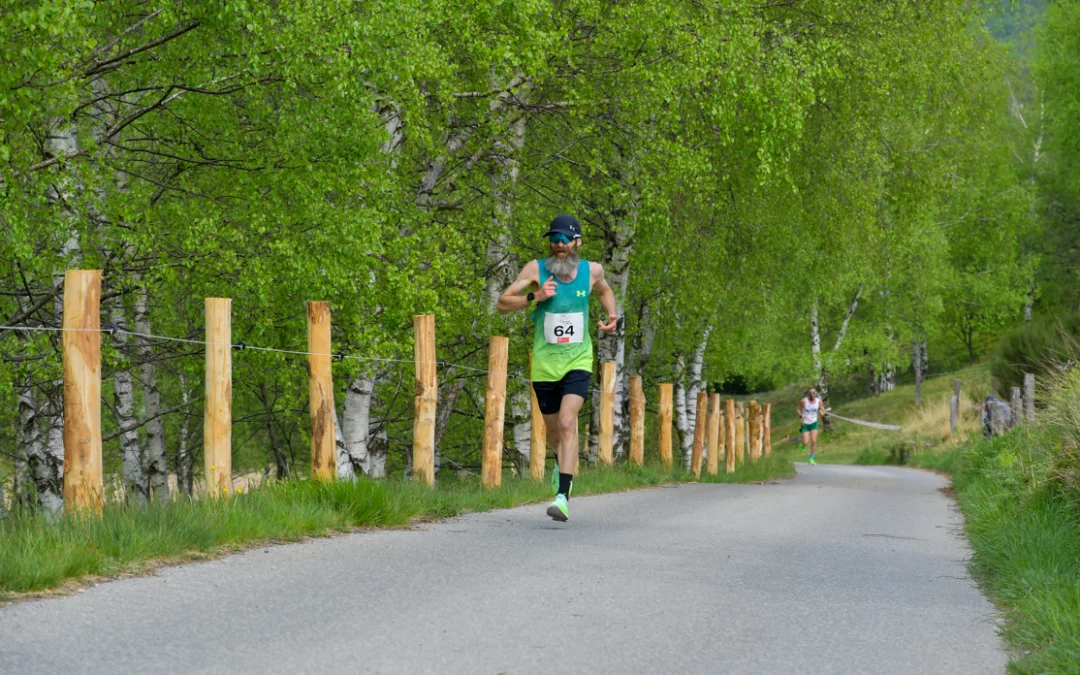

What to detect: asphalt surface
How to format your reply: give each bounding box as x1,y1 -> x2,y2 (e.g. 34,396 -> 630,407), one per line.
0,463 -> 1006,674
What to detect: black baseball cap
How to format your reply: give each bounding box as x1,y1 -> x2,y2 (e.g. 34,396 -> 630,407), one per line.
542,214 -> 582,239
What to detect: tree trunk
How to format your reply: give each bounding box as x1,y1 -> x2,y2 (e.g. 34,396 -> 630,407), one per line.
677,327 -> 711,467
111,298 -> 147,505
912,336 -> 923,407
16,381 -> 44,508
341,370 -> 378,476
135,286 -> 169,502
29,392 -> 66,515
434,373 -> 467,478
510,385 -> 531,474
177,374 -> 194,496
259,382 -> 290,479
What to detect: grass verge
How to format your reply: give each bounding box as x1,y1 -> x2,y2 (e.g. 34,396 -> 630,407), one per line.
0,457 -> 792,600
892,430 -> 1080,673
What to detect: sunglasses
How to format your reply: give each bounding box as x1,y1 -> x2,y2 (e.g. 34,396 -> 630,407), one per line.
549,233 -> 573,245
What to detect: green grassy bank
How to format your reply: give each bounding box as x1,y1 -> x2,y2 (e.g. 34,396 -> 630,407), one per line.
0,456 -> 792,600
856,366 -> 1080,673
900,431 -> 1080,673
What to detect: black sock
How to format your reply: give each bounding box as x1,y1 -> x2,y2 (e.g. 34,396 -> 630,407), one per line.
558,472 -> 573,499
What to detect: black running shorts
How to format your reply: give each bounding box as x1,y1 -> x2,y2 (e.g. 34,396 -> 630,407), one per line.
532,369 -> 592,415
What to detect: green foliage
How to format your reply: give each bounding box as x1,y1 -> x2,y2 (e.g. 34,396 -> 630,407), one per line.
0,0 -> 1039,497
990,309 -> 1080,393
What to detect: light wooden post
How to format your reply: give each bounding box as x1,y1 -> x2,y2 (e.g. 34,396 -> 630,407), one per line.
748,400 -> 761,463
528,353 -> 546,481
735,402 -> 745,465
204,298 -> 233,497
1010,386 -> 1022,428
707,393 -> 721,475
1024,372 -> 1036,422
763,403 -> 772,456
724,399 -> 736,474
629,375 -> 645,466
691,392 -> 707,477
307,301 -> 336,481
481,336 -> 509,489
413,314 -> 437,486
62,270 -> 104,512
598,361 -> 616,466
658,383 -> 674,468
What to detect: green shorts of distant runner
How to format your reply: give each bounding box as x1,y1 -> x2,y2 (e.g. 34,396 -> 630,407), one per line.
800,421 -> 819,433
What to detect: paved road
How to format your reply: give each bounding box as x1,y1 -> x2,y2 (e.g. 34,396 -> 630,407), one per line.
0,464 -> 1006,674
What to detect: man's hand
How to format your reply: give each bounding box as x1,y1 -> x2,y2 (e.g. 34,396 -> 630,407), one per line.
598,315 -> 618,334
536,275 -> 558,301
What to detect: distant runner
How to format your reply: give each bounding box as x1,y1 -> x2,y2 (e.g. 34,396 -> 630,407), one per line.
497,215 -> 618,522
797,387 -> 824,464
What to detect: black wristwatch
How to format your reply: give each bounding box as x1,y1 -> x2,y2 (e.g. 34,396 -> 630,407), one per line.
526,292 -> 536,304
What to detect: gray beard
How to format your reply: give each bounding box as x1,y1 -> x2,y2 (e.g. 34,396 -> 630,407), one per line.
545,251 -> 580,278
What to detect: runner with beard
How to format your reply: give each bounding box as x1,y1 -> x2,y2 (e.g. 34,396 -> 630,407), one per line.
497,215 -> 618,522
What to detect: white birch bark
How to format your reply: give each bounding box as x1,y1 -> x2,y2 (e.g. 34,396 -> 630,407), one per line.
135,287 -> 169,501
111,298 -> 147,505
484,75 -> 533,463
338,91 -> 405,477
29,119 -> 82,513
365,426 -> 388,478
177,375 -> 194,495
677,327 -> 711,467
673,353 -> 689,464
810,300 -> 823,377
17,382 -> 46,509
341,371 -> 376,477
912,336 -> 923,406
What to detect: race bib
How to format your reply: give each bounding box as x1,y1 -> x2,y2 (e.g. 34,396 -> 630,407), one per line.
544,312 -> 584,344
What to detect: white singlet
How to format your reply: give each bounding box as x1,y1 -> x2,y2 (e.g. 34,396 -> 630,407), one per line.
800,397 -> 821,425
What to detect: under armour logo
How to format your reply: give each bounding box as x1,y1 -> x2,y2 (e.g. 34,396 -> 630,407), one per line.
577,290 -> 586,297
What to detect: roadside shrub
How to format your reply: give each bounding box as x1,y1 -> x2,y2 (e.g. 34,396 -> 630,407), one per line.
990,309 -> 1080,394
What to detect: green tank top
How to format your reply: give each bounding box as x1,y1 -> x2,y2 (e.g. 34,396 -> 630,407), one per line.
531,258 -> 593,382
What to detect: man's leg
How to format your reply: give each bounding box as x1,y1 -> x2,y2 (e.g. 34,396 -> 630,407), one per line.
809,428 -> 819,463
555,394 -> 585,477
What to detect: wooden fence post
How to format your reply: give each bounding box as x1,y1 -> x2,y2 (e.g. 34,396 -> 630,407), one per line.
691,392 -> 707,477
629,375 -> 645,466
528,353 -> 546,481
482,336 -> 509,489
1010,386 -> 1022,428
204,298 -> 233,497
949,396 -> 959,436
307,301 -> 336,481
598,361 -> 616,465
735,402 -> 745,465
413,314 -> 437,486
763,403 -> 772,456
707,393 -> 721,475
1024,372 -> 1036,422
748,400 -> 760,463
725,399 -> 736,474
658,383 -> 674,468
62,270 -> 104,512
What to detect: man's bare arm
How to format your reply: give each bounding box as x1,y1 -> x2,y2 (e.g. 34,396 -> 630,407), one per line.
497,260 -> 540,314
590,263 -> 618,333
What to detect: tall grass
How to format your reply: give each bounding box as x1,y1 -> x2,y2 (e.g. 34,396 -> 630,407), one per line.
901,369 -> 1080,673
0,458 -> 791,599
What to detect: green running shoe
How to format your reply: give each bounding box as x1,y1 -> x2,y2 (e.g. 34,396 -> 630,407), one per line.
546,494 -> 569,522
808,455 -> 816,465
